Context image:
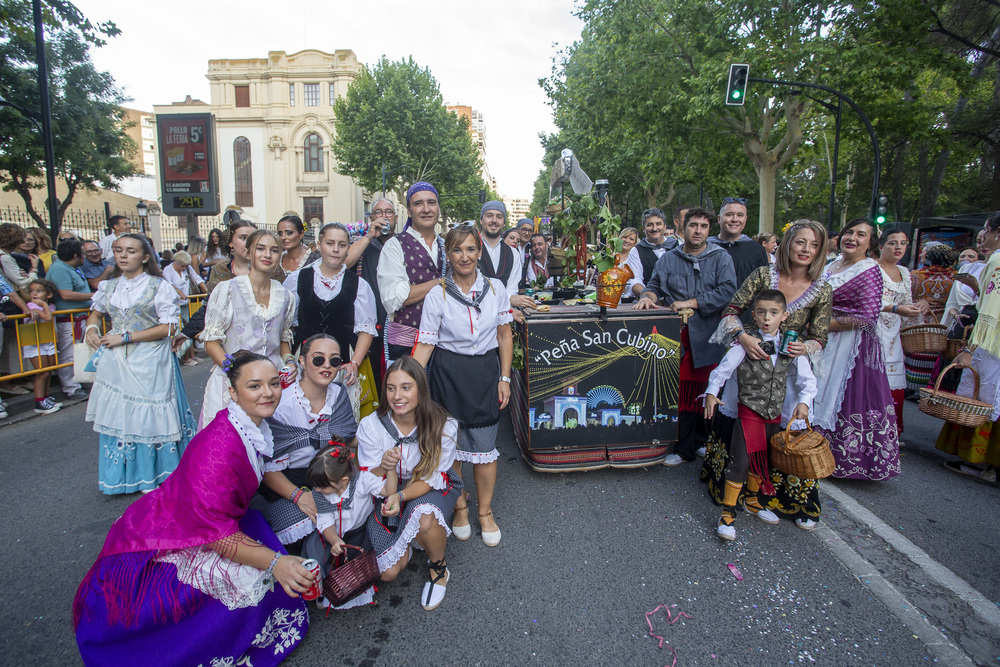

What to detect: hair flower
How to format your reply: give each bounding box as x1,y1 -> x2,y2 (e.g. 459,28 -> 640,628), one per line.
222,353 -> 235,372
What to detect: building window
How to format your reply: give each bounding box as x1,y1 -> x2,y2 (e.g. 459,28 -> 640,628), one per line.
289,83 -> 295,107
234,85 -> 250,108
234,137 -> 253,207
329,83 -> 337,106
303,197 -> 324,223
304,83 -> 320,106
303,133 -> 323,173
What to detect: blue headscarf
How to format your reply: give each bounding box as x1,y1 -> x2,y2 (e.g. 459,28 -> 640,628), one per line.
404,181 -> 439,231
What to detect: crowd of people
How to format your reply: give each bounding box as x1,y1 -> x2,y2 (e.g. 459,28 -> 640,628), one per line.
5,191 -> 989,666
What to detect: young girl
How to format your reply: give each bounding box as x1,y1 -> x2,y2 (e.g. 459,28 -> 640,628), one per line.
22,278 -> 61,414
201,229 -> 297,428
302,443 -> 397,610
84,234 -> 196,494
255,334 -> 358,546
413,225 -> 513,547
357,357 -> 462,611
284,222 -> 378,419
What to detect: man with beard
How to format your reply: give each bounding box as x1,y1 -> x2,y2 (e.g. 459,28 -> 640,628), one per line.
626,208 -> 679,297
635,207 -> 737,466
478,201 -> 533,309
524,233 -> 556,288
708,197 -> 768,289
378,182 -> 447,362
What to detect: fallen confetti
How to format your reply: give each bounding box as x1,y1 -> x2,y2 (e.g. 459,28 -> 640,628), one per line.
727,563 -> 743,580
644,604 -> 693,667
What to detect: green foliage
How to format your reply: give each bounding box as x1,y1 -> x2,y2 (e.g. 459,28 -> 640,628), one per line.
541,0 -> 999,232
0,0 -> 119,46
0,23 -> 136,227
548,192 -> 624,278
331,57 -> 487,221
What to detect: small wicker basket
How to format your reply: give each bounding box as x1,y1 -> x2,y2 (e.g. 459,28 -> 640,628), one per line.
918,363 -> 994,428
769,418 -> 835,480
900,313 -> 947,356
322,545 -> 381,606
944,325 -> 972,360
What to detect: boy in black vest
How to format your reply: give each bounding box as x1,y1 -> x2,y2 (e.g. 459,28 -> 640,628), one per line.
703,289 -> 817,541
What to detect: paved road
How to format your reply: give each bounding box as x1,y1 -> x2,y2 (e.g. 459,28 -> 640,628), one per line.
1,362 -> 997,666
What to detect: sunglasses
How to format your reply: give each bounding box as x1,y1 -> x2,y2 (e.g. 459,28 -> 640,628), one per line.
722,197 -> 749,206
310,355 -> 343,368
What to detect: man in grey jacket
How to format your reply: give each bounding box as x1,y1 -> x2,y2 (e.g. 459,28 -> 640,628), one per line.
635,207 -> 737,466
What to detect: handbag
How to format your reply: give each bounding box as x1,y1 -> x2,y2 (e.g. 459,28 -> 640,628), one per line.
74,344 -> 105,384
321,544 -> 381,607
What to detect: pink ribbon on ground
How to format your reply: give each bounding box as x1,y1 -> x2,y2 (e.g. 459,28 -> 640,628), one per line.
644,604 -> 693,667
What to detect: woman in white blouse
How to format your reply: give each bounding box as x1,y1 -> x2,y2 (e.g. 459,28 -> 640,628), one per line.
84,234 -> 196,494
200,230 -> 297,429
283,222 -> 378,417
358,356 -> 463,611
253,334 -> 358,546
413,225 -> 513,547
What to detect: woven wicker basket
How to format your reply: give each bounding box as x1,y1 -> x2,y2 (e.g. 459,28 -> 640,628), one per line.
769,418 -> 835,480
944,325 -> 972,360
900,313 -> 947,356
919,363 -> 994,428
322,545 -> 381,606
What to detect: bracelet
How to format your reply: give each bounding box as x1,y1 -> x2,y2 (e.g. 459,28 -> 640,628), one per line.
397,490 -> 405,504
265,551 -> 280,579
290,487 -> 308,504
891,304 -> 898,314
85,324 -> 100,335
282,354 -> 295,365
122,332 -> 132,344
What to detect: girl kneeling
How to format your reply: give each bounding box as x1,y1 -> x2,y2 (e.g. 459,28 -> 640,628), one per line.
358,357 -> 462,611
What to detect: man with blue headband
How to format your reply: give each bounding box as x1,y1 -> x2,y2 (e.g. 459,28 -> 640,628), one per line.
377,182 -> 447,361
479,202 -> 535,313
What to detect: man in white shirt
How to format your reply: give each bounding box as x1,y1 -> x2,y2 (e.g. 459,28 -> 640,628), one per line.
377,182 -> 448,362
98,215 -> 132,260
515,218 -> 535,264
625,208 -> 679,297
477,201 -> 525,298
161,250 -> 206,307
524,233 -> 556,289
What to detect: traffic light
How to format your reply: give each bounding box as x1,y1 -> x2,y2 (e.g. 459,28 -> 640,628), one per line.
875,193 -> 889,224
726,64 -> 749,106
478,190 -> 486,205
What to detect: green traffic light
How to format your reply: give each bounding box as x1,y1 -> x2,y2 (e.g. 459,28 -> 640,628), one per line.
732,91 -> 741,99
876,215 -> 886,224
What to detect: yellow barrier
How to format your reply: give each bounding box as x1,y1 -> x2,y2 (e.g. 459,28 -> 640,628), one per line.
0,294 -> 206,383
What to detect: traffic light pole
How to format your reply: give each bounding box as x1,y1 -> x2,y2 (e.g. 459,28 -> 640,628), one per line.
748,77 -> 880,229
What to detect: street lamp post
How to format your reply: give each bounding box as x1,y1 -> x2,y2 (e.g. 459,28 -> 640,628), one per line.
136,200 -> 148,235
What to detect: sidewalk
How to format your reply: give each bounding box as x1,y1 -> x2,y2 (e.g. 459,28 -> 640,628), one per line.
0,383 -> 91,426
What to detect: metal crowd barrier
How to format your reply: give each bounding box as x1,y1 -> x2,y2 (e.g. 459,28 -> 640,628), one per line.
0,293 -> 207,382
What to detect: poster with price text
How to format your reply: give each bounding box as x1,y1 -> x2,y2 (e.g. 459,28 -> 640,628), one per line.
156,113 -> 220,216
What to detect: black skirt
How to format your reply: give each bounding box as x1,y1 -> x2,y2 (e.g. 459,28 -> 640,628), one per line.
427,347 -> 500,429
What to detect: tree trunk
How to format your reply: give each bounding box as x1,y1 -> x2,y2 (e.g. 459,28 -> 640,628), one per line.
756,159 -> 778,234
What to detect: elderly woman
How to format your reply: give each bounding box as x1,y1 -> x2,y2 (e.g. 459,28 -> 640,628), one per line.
704,219 -> 831,529
904,243 -> 958,391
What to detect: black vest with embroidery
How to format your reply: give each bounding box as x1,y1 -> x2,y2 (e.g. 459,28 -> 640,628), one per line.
479,242 -> 514,286
736,332 -> 793,420
293,266 -> 359,354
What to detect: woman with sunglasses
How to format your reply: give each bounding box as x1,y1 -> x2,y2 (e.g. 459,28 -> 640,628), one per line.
252,334 -> 358,548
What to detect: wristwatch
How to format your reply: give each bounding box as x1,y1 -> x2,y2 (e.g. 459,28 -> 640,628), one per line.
499,375 -> 511,383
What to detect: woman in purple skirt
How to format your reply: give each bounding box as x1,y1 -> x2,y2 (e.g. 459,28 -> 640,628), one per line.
73,352 -> 313,666
814,218 -> 900,480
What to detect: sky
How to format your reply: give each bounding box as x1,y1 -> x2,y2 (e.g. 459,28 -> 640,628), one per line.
73,0 -> 584,199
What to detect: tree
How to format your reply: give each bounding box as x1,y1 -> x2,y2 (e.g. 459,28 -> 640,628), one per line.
0,0 -> 118,46
0,21 -> 137,228
331,57 -> 487,221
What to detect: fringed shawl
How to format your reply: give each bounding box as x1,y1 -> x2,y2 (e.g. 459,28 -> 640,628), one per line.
264,385 -> 357,472
73,410 -> 260,629
971,253 -> 1000,359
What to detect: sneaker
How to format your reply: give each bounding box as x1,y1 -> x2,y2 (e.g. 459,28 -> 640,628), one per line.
662,454 -> 686,467
34,397 -> 62,414
943,461 -> 997,483
742,497 -> 780,525
795,518 -> 818,531
64,388 -> 88,400
0,405 -> 7,419
696,446 -> 707,458
0,383 -> 30,396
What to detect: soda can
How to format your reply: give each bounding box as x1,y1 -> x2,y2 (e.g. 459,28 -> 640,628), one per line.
778,330 -> 798,355
299,558 -> 322,600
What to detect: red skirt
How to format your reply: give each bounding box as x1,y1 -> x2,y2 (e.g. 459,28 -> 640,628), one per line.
679,327 -> 715,414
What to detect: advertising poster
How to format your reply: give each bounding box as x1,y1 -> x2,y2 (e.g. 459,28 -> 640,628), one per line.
524,315 -> 680,450
156,113 -> 219,216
